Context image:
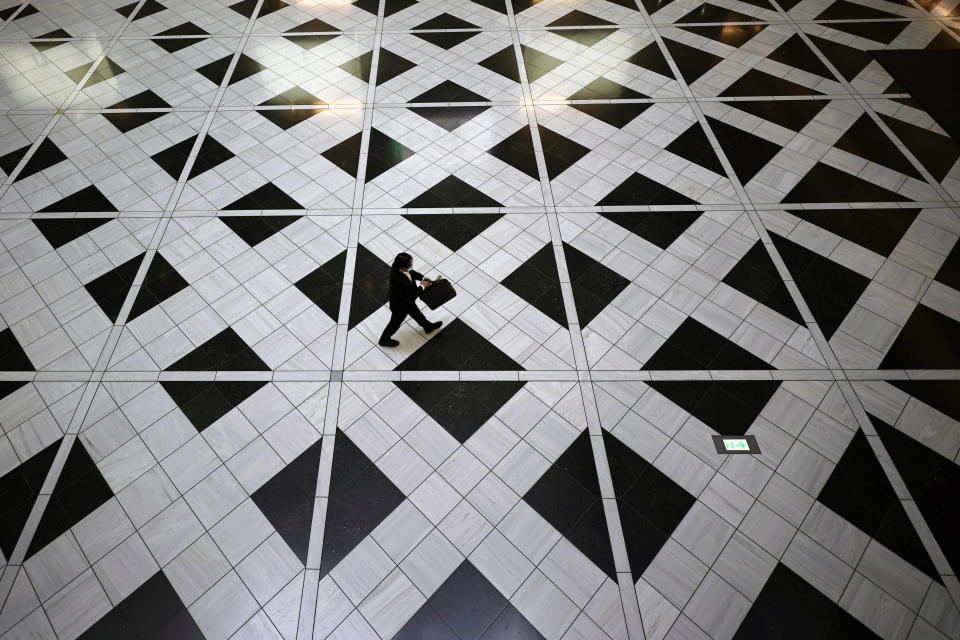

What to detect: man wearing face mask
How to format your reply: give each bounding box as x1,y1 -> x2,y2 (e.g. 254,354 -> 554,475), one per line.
378,252 -> 442,347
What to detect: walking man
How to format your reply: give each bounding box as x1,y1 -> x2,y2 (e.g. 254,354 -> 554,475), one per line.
378,252 -> 442,347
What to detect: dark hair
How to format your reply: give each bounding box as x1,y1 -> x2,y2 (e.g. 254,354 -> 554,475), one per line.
392,252 -> 412,271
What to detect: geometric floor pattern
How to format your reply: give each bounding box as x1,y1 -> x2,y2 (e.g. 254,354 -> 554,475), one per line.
1,0 -> 959,638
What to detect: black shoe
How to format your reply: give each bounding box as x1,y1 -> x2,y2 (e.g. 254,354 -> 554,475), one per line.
379,339 -> 399,347
425,321 -> 443,334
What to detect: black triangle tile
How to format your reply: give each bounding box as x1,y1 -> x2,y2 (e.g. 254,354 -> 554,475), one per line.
403,213 -> 503,251
646,380 -> 781,435
871,413 -> 960,575
414,12 -> 479,29
889,381 -> 960,424
397,561 -> 544,640
409,105 -> 491,132
259,86 -> 325,107
662,37 -> 725,84
880,303 -> 960,368
0,143 -> 31,177
258,108 -> 324,131
0,5 -> 19,21
786,208 -> 919,258
679,23 -> 765,48
548,9 -> 615,26
479,45 -> 521,83
741,0 -> 776,8
404,175 -> 504,208
84,253 -> 144,323
153,36 -> 205,53
722,241 -> 803,324
196,53 -> 265,86
383,0 -> 418,16
833,114 -> 923,180
27,439 -> 113,559
603,430 -> 696,576
349,245 -> 390,329
675,2 -> 764,21
472,0 -> 507,12
0,437 -> 59,558
880,114 -> 960,183
33,217 -> 110,249
395,380 -> 525,443
819,428 -> 940,581
624,41 -> 675,79
568,76 -> 648,100
411,80 -> 489,103
564,241 -> 631,327
14,3 -> 38,19
366,127 -> 416,181
78,572 -> 203,640
549,27 -> 617,47
766,33 -> 833,79
550,28 -> 616,47
664,121 -> 724,176
641,0 -> 677,12
319,429 -> 405,579
166,327 -> 269,371
395,318 -> 522,371
524,431 -> 616,578
14,138 -> 66,182
806,33 -> 872,82
926,30 -> 960,50
224,182 -> 305,210
770,232 -> 869,339
295,249 -> 346,322
155,21 -> 207,36
102,111 -> 167,133
643,317 -> 774,369
287,17 -> 341,32
252,439 -> 321,564
600,210 -> 701,250
152,134 -> 234,181
230,0 -> 287,17
729,99 -> 827,132
519,44 -> 565,83
782,162 -> 911,203
221,214 -> 301,247
501,244 -> 567,326
0,328 -> 34,371
30,29 -> 71,52
80,57 -> 125,88
511,0 -> 543,12
40,185 -> 118,213
720,67 -> 823,97
486,126 -> 538,180
734,564 -> 882,638
283,33 -> 340,50
413,29 -> 480,49
127,253 -> 189,322
571,103 -> 652,129
815,2 -> 906,44
107,89 -> 171,110
161,380 -> 268,432
65,62 -> 93,86
935,240 -> 960,292
339,50 -> 373,82
122,0 -> 165,20
376,49 -> 417,84
706,115 -> 781,184
350,0 -> 378,13
816,0 -> 899,19
320,132 -> 361,178
597,172 -> 698,206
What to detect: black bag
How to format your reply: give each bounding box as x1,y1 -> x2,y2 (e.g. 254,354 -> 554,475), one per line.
420,277 -> 456,310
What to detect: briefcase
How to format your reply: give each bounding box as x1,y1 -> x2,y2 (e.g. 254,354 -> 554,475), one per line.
420,278 -> 456,310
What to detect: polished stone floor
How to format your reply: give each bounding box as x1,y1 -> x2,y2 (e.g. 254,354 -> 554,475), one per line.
0,0 -> 959,638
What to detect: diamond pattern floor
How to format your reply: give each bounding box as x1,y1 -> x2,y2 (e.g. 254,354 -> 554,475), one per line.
1,0 -> 959,638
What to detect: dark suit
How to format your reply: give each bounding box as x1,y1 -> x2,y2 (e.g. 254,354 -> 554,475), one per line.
380,268 -> 430,342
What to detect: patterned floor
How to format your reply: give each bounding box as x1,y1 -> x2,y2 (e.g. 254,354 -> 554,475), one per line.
0,0 -> 959,637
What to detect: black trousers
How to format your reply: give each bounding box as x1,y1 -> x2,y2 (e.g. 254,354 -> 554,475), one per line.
380,305 -> 429,342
